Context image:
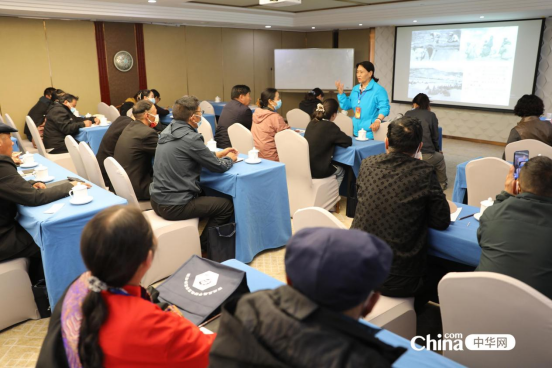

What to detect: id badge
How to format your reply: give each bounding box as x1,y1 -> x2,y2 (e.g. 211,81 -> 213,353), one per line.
355,106 -> 361,119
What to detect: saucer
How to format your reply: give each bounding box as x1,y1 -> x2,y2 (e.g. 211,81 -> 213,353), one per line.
37,176 -> 55,183
355,137 -> 369,141
474,213 -> 482,221
245,158 -> 261,164
70,196 -> 93,205
20,161 -> 38,168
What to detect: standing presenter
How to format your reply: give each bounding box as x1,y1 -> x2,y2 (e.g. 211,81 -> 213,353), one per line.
336,61 -> 390,138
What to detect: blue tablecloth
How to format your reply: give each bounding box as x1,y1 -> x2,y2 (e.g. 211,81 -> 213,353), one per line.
17,154 -> 127,306
74,125 -> 110,155
207,101 -> 257,116
11,137 -> 19,152
334,139 -> 386,176
222,259 -> 463,368
452,159 -> 471,203
438,126 -> 443,150
428,203 -> 480,267
160,112 -> 217,134
200,154 -> 292,263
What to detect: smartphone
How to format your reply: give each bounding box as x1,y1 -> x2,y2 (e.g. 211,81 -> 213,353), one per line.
236,157 -> 244,163
513,150 -> 529,179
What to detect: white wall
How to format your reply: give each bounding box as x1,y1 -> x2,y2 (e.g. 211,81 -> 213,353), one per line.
375,17 -> 552,143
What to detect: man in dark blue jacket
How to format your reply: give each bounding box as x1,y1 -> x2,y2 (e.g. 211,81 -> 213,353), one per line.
214,85 -> 253,149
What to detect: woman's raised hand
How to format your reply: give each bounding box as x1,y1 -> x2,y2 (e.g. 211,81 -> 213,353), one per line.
335,80 -> 345,95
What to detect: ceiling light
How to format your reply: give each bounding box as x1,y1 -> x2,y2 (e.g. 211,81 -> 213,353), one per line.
312,27 -> 316,29
359,24 -> 363,26
265,25 -> 272,28
148,0 -> 156,3
480,16 -> 485,19
413,20 -> 418,23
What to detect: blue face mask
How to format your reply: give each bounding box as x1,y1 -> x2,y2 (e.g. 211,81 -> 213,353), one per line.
70,107 -> 76,114
274,100 -> 282,111
149,98 -> 156,104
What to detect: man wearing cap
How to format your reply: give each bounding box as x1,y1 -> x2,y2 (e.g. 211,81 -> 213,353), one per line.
209,228 -> 406,367
0,122 -> 83,283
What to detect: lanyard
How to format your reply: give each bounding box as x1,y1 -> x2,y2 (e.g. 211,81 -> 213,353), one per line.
357,87 -> 369,104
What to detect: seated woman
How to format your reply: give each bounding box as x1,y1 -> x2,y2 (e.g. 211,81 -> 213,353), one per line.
506,94 -> 552,150
304,99 -> 352,188
299,88 -> 324,116
37,206 -> 215,368
252,88 -> 289,161
404,93 -> 447,190
119,89 -> 154,117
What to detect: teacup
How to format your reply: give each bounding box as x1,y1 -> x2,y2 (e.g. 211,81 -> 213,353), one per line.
546,113 -> 552,120
207,140 -> 217,152
215,96 -> 221,103
69,184 -> 88,201
358,129 -> 367,140
100,117 -> 108,125
33,165 -> 48,181
22,153 -> 35,165
480,197 -> 494,215
248,148 -> 259,161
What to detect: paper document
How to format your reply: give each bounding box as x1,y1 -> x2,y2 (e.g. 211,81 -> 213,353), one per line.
451,207 -> 462,222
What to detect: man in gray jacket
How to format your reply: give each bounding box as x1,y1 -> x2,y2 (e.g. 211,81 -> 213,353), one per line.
150,95 -> 238,253
477,156 -> 552,298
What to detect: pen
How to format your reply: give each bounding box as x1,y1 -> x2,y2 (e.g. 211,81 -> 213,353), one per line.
458,213 -> 475,221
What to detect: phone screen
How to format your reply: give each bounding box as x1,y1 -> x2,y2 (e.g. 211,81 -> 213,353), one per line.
513,150 -> 529,179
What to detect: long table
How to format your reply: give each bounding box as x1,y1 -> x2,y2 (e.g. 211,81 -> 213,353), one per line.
11,137 -> 19,152
74,125 -> 110,155
200,154 -> 292,263
17,154 -> 127,306
428,202 -> 480,267
222,259 -> 463,368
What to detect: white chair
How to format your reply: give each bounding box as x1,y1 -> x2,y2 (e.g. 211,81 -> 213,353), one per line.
228,123 -> 254,154
439,272 -> 552,367
104,157 -> 201,286
64,136 -> 88,180
333,113 -> 353,136
198,117 -> 214,142
200,101 -> 217,126
97,102 -> 110,117
275,130 -> 339,215
26,116 -> 75,172
126,108 -> 134,118
293,207 -> 416,339
0,258 -> 40,331
107,105 -> 121,122
466,157 -> 510,207
4,114 -> 36,153
504,139 -> 552,161
373,121 -> 390,142
286,108 -> 311,130
78,141 -> 106,189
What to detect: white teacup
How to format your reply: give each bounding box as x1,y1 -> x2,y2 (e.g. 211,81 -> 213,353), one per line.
100,117 -> 108,125
480,197 -> 494,215
215,96 -> 221,103
546,113 -> 552,120
358,129 -> 367,140
207,140 -> 217,152
22,153 -> 35,165
248,148 -> 259,161
70,184 -> 88,200
33,166 -> 48,181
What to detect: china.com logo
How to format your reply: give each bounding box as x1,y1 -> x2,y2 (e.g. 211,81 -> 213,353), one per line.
411,334 -> 516,351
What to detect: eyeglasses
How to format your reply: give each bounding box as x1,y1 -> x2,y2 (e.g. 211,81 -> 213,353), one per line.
194,110 -> 204,116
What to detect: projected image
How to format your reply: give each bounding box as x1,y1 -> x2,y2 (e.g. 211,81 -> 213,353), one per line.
411,29 -> 462,62
460,27 -> 518,61
408,68 -> 463,101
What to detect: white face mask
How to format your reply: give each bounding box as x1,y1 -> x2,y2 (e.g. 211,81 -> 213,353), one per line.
414,145 -> 422,160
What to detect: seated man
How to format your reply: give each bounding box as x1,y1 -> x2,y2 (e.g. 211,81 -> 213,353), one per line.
113,100 -> 159,200
0,122 -> 83,284
477,156 -> 552,298
96,114 -> 134,189
209,228 -> 406,367
505,95 -> 552,158
25,87 -> 56,140
351,116 -> 450,310
150,96 -> 238,253
43,94 -> 98,154
150,89 -> 170,117
214,85 -> 253,149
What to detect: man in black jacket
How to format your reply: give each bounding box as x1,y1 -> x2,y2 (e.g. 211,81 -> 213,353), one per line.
96,115 -> 134,189
477,157 -> 552,298
25,87 -> 56,139
0,122 -> 83,282
209,228 -> 406,367
214,85 -> 253,149
113,100 -> 159,200
352,116 -> 450,310
43,94 -> 98,154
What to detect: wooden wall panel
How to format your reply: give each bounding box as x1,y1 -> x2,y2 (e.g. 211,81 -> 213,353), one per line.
306,31 -> 333,48
222,29 -> 255,102
339,29 -> 371,82
46,20 -> 101,116
282,31 -> 306,49
0,18 -> 51,133
253,30 -> 282,101
143,24 -> 188,108
186,26 -> 223,101
103,22 -> 140,106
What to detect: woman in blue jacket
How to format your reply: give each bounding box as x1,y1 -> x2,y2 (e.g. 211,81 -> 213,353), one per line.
336,61 -> 390,138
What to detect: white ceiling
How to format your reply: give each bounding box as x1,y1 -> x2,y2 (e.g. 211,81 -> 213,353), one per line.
0,0 -> 550,31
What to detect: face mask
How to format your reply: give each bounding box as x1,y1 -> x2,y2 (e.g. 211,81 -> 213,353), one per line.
273,100 -> 282,111
414,145 -> 422,160
147,113 -> 159,128
193,115 -> 202,127
149,98 -> 156,104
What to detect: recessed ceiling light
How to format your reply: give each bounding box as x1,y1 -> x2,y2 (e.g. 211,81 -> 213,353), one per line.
265,25 -> 272,28
312,27 -> 316,29
359,24 -> 363,26
148,0 -> 156,3
480,16 -> 485,19
413,20 -> 418,23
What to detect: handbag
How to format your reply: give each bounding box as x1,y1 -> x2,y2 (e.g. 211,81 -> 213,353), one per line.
156,255 -> 250,325
206,222 -> 236,263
